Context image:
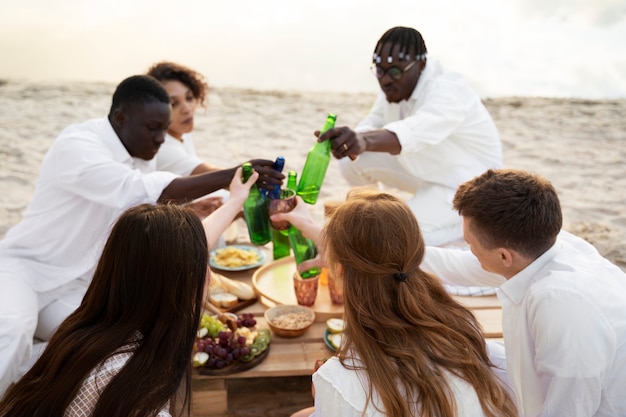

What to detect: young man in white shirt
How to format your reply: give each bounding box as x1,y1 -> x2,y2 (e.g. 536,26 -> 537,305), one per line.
0,75 -> 283,394
422,168 -> 626,416
318,26 -> 502,246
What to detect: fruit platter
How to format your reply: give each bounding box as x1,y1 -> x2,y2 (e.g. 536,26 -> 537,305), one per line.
192,312 -> 271,375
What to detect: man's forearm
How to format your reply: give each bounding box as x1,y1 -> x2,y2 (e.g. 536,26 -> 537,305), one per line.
359,129 -> 402,155
158,167 -> 237,203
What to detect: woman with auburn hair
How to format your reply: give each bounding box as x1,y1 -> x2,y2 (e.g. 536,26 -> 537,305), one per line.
273,189 -> 518,417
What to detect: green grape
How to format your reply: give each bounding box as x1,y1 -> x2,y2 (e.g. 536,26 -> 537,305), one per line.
198,315 -> 225,338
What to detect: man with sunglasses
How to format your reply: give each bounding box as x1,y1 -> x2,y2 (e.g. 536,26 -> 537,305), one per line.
319,26 -> 502,247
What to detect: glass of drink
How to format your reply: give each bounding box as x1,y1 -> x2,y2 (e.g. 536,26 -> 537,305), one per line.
268,188 -> 297,230
293,271 -> 319,306
326,269 -> 344,305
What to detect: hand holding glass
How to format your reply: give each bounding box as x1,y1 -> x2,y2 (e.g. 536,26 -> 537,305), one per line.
268,188 -> 296,230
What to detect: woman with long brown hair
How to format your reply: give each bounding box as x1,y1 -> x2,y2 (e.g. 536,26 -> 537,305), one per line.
274,189 -> 518,417
0,163 -> 258,416
0,203 -> 208,417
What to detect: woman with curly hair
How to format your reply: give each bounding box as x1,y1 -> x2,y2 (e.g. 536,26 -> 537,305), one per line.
147,61 -> 226,219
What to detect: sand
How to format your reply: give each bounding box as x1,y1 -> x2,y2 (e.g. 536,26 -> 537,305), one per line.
1,80 -> 625,415
1,80 -> 624,272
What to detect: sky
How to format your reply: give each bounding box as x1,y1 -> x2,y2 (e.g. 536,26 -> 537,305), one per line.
1,0 -> 625,98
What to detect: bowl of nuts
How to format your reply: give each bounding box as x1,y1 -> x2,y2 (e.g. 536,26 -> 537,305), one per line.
264,304 -> 315,338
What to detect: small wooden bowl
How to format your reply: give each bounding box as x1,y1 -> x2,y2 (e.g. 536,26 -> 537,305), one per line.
264,305 -> 315,338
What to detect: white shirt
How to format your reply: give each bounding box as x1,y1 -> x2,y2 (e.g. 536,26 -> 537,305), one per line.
311,356 -> 488,417
0,117 -> 178,291
155,133 -> 202,176
423,231 -> 626,416
356,58 -> 503,189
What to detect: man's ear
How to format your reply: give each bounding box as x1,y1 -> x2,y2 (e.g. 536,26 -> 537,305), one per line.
497,248 -> 514,268
112,108 -> 127,127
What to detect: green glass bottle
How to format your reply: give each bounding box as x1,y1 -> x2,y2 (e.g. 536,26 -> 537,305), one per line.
272,228 -> 291,260
282,170 -> 298,236
277,170 -> 298,240
270,157 -> 290,259
242,163 -> 271,245
286,170 -> 298,192
286,169 -> 320,276
288,227 -> 321,278
297,113 -> 337,205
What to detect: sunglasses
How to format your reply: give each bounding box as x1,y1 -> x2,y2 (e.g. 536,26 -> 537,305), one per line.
371,60 -> 417,81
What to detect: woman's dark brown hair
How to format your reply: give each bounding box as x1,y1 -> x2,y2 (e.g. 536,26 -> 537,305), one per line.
0,204 -> 208,417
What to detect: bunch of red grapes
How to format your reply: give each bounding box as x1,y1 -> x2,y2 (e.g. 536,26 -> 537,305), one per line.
236,313 -> 257,328
195,313 -> 259,370
196,331 -> 251,369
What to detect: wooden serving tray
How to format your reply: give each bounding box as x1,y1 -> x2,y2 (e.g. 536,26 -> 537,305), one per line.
252,256 -> 344,322
219,297 -> 258,313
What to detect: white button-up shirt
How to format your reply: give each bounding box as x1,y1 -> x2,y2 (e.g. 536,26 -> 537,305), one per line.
0,117 -> 178,291
423,231 -> 626,416
356,58 -> 503,189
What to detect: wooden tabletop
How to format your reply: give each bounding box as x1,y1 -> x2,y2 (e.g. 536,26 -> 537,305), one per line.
197,249 -> 503,381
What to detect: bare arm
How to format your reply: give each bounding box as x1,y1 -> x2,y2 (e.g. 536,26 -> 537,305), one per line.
158,159 -> 283,203
159,167 -> 237,203
270,196 -> 323,245
202,167 -> 258,249
190,162 -> 222,175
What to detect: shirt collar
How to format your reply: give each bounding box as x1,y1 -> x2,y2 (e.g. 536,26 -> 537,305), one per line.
102,118 -> 156,172
101,117 -> 134,165
499,240 -> 562,304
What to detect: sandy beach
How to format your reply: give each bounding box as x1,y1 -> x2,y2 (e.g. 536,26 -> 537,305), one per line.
1,80 -> 625,272
1,80 -> 625,416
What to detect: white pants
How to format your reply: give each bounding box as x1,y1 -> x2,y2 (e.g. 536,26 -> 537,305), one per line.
0,270 -> 88,394
339,153 -> 463,246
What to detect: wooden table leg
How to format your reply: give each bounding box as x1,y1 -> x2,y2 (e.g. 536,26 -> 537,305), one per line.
191,378 -> 228,416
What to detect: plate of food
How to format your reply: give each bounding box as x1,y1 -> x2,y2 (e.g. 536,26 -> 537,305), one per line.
210,245 -> 265,271
193,312 -> 271,376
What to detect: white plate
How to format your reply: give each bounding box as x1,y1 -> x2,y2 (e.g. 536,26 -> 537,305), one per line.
209,245 -> 266,271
